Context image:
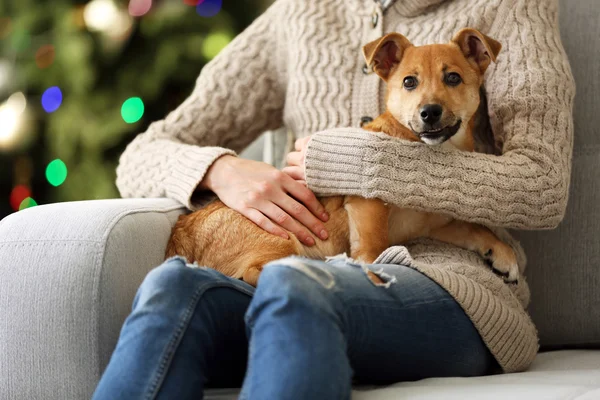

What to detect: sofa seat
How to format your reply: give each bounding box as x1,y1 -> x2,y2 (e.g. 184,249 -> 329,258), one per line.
204,350 -> 600,400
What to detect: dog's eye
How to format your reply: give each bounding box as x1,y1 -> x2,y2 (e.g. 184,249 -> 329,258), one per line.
445,72 -> 462,86
403,76 -> 418,90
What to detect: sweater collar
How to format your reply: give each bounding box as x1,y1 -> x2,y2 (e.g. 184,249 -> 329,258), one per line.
372,0 -> 448,17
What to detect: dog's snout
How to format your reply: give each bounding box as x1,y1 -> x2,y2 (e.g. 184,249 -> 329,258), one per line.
420,104 -> 443,124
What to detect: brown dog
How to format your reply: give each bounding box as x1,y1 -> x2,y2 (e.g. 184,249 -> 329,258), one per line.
166,28 -> 518,286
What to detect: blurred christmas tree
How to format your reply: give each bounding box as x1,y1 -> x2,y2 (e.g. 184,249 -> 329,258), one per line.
0,0 -> 271,219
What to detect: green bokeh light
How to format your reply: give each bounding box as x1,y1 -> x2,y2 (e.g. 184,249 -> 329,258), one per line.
10,29 -> 30,52
46,159 -> 68,187
19,197 -> 37,210
202,32 -> 233,60
121,97 -> 145,123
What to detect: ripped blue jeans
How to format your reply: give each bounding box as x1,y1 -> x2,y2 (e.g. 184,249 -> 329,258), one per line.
92,256 -> 499,400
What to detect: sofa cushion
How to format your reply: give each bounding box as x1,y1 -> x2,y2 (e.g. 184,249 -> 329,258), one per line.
204,350 -> 600,400
513,0 -> 600,348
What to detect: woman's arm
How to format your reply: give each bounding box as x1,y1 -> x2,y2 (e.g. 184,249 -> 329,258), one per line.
304,0 -> 575,230
116,1 -> 288,210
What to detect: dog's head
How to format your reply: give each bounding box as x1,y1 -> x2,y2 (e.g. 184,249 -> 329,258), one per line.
363,28 -> 501,145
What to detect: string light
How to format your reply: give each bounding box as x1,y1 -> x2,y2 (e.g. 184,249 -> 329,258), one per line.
202,31 -> 232,60
84,0 -> 133,38
9,185 -> 30,211
129,0 -> 153,17
35,45 -> 56,69
0,92 -> 27,147
121,97 -> 145,123
41,86 -> 63,113
19,197 -> 37,211
196,0 -> 222,17
46,159 -> 68,187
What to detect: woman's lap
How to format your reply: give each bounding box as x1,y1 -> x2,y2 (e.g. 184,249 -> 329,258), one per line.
93,256 -> 498,400
253,257 -> 498,384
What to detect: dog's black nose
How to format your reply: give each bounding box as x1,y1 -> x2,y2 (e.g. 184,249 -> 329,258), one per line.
420,104 -> 443,124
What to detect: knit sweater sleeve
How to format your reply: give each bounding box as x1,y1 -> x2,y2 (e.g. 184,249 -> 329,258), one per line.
116,1 -> 287,210
304,0 -> 575,230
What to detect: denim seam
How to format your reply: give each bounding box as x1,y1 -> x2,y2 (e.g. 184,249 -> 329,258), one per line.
145,280 -> 254,400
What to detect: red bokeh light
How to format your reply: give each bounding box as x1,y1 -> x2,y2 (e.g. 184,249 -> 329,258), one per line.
10,185 -> 31,211
35,45 -> 55,69
183,0 -> 204,5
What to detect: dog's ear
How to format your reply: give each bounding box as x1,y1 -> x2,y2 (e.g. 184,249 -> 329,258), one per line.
451,28 -> 502,74
362,33 -> 412,81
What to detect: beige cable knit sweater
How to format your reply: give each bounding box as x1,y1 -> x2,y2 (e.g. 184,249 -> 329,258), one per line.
116,0 -> 575,373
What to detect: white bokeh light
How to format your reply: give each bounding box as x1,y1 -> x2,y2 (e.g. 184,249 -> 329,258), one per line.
0,92 -> 27,148
84,0 -> 133,38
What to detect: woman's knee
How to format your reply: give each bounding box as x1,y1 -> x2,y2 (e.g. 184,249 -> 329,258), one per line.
247,259 -> 339,322
134,257 -> 217,307
142,257 -> 202,288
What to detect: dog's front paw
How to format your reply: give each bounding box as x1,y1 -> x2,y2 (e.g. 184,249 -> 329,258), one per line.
481,244 -> 519,284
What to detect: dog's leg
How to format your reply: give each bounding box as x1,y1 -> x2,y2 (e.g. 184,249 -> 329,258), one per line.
428,220 -> 519,282
239,245 -> 300,287
345,196 -> 391,265
242,263 -> 264,287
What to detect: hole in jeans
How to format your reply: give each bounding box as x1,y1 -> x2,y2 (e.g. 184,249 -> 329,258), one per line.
272,259 -> 336,289
363,266 -> 397,288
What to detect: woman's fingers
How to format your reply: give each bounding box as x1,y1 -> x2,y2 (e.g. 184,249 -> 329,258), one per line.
283,177 -> 328,222
285,151 -> 303,167
242,207 -> 289,240
281,187 -> 329,240
282,166 -> 304,181
294,136 -> 311,152
257,200 -> 317,246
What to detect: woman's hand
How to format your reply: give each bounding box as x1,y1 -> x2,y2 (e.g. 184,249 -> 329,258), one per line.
282,136 -> 311,183
200,155 -> 328,246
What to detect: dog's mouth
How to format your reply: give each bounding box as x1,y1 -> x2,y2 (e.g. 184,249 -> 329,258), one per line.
409,120 -> 462,144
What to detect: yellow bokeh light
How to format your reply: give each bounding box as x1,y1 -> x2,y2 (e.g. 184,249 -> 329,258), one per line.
202,32 -> 233,60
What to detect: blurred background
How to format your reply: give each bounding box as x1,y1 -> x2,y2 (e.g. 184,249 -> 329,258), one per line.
0,0 -> 273,220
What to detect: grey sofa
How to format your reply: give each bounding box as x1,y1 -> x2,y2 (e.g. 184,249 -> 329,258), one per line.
1,0 -> 599,398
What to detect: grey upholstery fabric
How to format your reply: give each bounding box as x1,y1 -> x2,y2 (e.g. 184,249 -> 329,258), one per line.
513,0 -> 600,348
0,199 -> 185,399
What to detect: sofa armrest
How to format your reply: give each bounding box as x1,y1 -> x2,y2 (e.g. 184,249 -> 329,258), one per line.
0,198 -> 186,400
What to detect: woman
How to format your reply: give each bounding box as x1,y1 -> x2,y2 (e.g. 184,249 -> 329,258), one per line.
93,0 -> 575,398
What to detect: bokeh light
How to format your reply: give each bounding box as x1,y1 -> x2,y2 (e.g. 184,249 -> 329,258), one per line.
7,92 -> 27,115
184,0 -> 203,5
41,87 -> 63,113
129,0 -> 153,17
46,159 -> 68,187
35,45 -> 56,69
19,197 -> 38,211
10,29 -> 30,52
196,0 -> 222,17
202,32 -> 232,60
0,92 -> 27,146
84,0 -> 133,38
121,97 -> 145,123
10,185 -> 31,211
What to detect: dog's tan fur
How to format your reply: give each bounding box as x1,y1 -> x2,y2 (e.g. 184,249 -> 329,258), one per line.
166,28 -> 518,286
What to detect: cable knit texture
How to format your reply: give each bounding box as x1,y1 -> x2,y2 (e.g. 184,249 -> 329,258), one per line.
116,0 -> 575,373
